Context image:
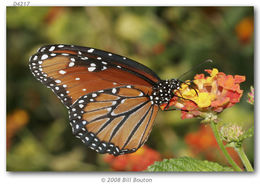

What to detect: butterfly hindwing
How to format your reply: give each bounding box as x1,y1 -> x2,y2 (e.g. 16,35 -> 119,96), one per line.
68,85 -> 159,155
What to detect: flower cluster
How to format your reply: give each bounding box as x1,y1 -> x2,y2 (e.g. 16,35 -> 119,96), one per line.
103,145 -> 161,171
161,68 -> 245,119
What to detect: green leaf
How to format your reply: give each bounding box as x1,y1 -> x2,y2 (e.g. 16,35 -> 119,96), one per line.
147,157 -> 234,172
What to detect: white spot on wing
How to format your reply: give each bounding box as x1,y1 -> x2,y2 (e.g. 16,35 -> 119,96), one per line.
88,67 -> 96,72
59,70 -> 66,74
81,57 -> 88,60
79,104 -> 84,108
88,48 -> 94,53
69,62 -> 75,67
78,100 -> 84,104
110,101 -> 116,106
41,54 -> 48,60
49,46 -> 55,51
112,88 -> 116,94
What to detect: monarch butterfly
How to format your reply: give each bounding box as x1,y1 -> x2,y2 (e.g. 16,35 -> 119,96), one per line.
29,44 -> 184,156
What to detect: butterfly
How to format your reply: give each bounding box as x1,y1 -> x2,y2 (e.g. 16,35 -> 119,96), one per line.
29,44 -> 184,156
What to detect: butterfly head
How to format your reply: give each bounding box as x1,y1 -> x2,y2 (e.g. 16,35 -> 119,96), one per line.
169,79 -> 182,90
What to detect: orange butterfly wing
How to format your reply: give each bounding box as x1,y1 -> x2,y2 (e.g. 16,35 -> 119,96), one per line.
29,44 -> 161,155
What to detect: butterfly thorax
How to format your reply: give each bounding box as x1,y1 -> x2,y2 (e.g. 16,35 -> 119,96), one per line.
150,79 -> 182,105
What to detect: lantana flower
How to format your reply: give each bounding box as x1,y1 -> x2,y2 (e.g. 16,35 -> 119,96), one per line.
103,145 -> 161,171
247,86 -> 254,105
161,68 -> 246,119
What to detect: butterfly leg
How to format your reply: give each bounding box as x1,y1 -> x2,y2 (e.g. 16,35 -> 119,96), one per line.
183,80 -> 198,96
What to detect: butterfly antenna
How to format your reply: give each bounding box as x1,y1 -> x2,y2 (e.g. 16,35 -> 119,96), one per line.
177,59 -> 213,80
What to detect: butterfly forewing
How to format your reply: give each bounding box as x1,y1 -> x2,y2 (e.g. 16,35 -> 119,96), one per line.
29,44 -> 160,107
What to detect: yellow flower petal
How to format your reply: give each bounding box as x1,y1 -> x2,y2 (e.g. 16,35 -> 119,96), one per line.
195,92 -> 215,108
211,68 -> 219,77
193,79 -> 205,90
178,82 -> 198,100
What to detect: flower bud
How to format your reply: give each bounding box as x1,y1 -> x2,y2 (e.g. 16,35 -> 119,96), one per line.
220,124 -> 244,143
247,86 -> 254,105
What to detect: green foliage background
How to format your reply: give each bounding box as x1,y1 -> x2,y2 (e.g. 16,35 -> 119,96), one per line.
6,7 -> 254,171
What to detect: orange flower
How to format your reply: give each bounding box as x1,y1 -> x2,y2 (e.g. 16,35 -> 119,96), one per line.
103,145 -> 161,171
235,17 -> 254,44
7,109 -> 29,149
185,125 -> 218,152
161,68 -> 245,119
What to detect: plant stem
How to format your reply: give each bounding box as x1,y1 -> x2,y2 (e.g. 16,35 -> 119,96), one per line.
210,121 -> 243,171
235,146 -> 254,172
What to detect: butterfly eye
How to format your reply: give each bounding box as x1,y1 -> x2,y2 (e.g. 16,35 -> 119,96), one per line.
29,44 -> 182,156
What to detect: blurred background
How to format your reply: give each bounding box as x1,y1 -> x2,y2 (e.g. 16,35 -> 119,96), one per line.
6,7 -> 254,171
